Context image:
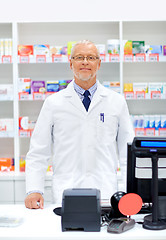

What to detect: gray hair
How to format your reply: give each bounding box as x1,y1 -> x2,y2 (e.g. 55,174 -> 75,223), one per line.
70,40 -> 100,58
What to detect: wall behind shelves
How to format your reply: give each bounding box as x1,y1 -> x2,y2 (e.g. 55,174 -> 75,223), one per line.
0,0 -> 166,22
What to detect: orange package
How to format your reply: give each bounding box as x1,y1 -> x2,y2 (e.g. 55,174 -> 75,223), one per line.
18,45 -> 33,56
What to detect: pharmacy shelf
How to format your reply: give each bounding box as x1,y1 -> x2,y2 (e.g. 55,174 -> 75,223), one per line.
0,20 -> 166,177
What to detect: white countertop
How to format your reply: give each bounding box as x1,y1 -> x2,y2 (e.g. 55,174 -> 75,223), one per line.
0,172 -> 53,180
0,204 -> 166,240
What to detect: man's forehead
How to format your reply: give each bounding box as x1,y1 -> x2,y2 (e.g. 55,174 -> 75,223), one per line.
74,43 -> 98,55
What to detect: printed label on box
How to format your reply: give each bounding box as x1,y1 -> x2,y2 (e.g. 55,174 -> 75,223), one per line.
36,55 -> 46,63
124,54 -> 133,62
149,54 -> 159,62
109,54 -> 119,62
151,91 -> 161,99
2,55 -> 12,63
124,91 -> 134,99
20,55 -> 29,63
135,54 -> 146,62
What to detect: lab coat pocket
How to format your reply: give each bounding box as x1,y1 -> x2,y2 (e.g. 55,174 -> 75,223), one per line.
97,115 -> 118,143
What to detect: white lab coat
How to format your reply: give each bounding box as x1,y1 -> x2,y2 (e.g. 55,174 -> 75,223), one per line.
26,80 -> 134,204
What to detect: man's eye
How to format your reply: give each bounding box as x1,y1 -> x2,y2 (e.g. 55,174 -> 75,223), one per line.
88,56 -> 94,60
77,56 -> 83,60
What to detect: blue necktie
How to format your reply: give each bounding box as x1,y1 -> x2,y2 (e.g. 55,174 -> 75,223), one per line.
83,90 -> 91,111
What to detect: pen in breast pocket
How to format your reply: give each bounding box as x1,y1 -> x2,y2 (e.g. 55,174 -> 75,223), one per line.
100,113 -> 104,122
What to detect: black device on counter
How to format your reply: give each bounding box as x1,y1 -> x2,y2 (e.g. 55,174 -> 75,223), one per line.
107,218 -> 135,233
61,188 -> 101,232
127,137 -> 166,230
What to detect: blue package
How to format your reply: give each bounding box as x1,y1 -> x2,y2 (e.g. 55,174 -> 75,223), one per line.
47,81 -> 59,92
150,45 -> 162,55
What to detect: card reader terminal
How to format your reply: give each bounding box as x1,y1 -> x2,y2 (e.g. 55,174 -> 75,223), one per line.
107,218 -> 135,233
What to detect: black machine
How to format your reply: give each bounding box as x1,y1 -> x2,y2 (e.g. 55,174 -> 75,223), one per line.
127,137 -> 166,230
61,188 -> 101,232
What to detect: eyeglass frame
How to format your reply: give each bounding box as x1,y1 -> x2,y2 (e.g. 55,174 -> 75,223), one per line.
71,55 -> 100,62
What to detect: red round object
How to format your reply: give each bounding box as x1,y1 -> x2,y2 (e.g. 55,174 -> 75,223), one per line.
118,193 -> 143,216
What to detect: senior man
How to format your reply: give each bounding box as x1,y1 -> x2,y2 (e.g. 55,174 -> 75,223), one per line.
25,40 -> 134,209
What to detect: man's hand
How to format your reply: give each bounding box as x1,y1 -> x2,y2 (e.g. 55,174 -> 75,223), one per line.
25,193 -> 44,209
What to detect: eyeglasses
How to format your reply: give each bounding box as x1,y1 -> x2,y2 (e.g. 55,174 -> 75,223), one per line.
71,55 -> 99,62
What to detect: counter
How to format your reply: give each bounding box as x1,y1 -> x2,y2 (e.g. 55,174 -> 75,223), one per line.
0,204 -> 166,240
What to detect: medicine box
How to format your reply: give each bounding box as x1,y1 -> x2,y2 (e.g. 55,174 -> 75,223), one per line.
47,81 -> 59,92
133,82 -> 148,93
67,41 -> 77,55
33,45 -> 50,57
18,78 -> 31,94
132,41 -> 145,55
0,158 -> 14,172
31,81 -> 46,93
148,82 -> 163,93
50,46 -> 62,56
19,116 -> 29,130
163,46 -> 166,56
107,39 -> 120,54
150,45 -> 162,55
18,45 -> 33,56
96,44 -> 106,55
123,40 -> 132,55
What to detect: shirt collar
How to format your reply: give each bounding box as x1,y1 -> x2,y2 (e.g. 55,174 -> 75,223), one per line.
73,80 -> 97,96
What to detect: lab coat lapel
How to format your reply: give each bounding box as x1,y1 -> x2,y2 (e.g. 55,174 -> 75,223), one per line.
88,82 -> 108,112
63,81 -> 86,113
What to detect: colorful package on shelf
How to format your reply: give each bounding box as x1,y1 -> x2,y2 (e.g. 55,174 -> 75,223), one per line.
163,45 -> 166,56
19,116 -> 29,130
0,84 -> 13,100
0,39 -> 4,56
110,82 -> 120,93
33,45 -> 50,57
154,115 -> 161,130
20,156 -> 25,172
132,115 -> 144,128
103,81 -> 110,88
0,39 -> 12,56
67,41 -> 77,55
144,115 -> 150,128
46,81 -> 59,92
133,82 -> 148,93
59,80 -> 67,90
132,41 -> 145,55
18,78 -> 31,94
148,82 -> 163,94
96,44 -> 106,55
163,82 -> 166,95
161,115 -> 166,128
149,115 -> 155,128
123,40 -> 132,55
124,83 -> 133,92
50,46 -> 62,56
149,45 -> 162,55
61,46 -> 67,55
31,81 -> 46,93
18,45 -> 33,56
0,158 -> 14,172
107,39 -> 120,54
66,80 -> 72,85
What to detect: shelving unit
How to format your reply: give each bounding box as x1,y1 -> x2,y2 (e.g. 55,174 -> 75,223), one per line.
0,20 -> 166,203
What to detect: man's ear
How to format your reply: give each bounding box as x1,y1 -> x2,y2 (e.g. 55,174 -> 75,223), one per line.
69,59 -> 73,70
98,59 -> 101,70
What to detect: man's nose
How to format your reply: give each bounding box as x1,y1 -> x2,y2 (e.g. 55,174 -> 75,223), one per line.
82,57 -> 89,63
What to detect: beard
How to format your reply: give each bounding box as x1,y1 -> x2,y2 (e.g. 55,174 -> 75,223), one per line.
74,71 -> 96,82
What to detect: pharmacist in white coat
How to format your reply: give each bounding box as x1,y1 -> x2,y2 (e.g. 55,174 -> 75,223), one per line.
25,40 -> 134,209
